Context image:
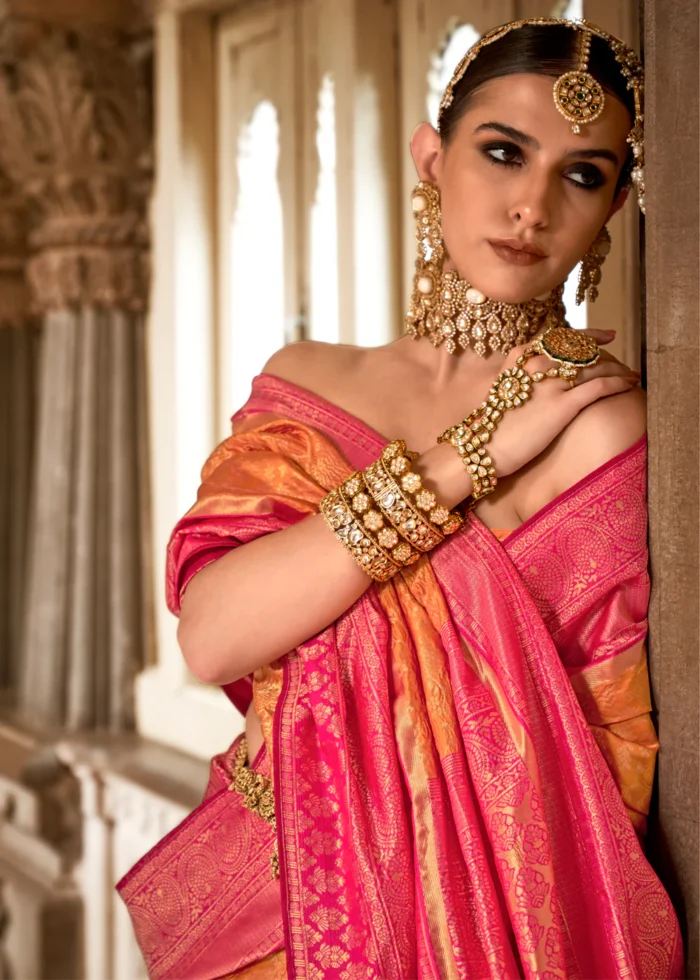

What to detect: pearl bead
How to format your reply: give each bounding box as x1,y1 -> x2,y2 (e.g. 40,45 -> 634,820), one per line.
417,276 -> 434,295
466,287 -> 486,304
412,194 -> 427,213
595,240 -> 611,256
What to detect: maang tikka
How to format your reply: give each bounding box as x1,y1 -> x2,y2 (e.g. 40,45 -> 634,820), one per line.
438,19 -> 646,214
405,180 -> 568,357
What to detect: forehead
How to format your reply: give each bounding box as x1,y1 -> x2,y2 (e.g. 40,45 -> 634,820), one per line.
457,73 -> 632,153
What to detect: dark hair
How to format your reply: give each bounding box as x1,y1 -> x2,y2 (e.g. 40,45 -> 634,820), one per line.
439,24 -> 635,195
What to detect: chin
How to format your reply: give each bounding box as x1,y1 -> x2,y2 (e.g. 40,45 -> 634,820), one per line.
459,265 -> 562,305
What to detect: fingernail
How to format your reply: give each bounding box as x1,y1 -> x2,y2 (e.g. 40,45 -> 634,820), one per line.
605,330 -> 617,336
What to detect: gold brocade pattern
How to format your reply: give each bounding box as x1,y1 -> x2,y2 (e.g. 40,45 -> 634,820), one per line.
160,391 -> 679,978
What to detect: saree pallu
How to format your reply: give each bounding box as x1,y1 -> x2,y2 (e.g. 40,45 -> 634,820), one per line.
117,374 -> 683,979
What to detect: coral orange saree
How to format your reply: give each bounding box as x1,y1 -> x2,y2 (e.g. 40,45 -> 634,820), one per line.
117,374 -> 682,979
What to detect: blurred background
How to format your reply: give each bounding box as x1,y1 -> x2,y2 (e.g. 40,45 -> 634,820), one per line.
0,0 -> 681,976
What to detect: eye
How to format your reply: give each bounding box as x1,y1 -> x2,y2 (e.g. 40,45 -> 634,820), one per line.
481,141 -> 523,168
565,165 -> 606,191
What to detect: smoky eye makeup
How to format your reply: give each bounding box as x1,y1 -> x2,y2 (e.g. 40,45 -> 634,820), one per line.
479,140 -> 609,191
564,163 -> 607,189
480,140 -> 523,167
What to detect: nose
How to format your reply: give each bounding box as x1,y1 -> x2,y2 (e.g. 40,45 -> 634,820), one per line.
508,172 -> 552,229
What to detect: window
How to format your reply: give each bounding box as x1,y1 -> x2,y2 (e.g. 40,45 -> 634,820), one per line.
309,74 -> 339,344
229,102 -> 286,405
558,0 -> 584,20
427,23 -> 480,128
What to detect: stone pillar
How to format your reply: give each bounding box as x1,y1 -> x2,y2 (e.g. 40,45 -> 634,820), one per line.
0,17 -> 153,731
644,0 -> 700,972
0,180 -> 34,697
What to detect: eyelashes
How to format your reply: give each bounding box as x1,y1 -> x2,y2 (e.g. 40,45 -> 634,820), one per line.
481,141 -> 606,192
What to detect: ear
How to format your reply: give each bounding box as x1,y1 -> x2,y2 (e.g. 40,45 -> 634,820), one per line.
410,122 -> 443,183
605,185 -> 630,223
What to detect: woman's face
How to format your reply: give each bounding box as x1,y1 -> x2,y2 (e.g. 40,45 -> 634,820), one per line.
411,73 -> 632,303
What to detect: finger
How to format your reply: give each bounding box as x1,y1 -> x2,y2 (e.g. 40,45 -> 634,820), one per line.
575,360 -> 639,382
579,328 -> 616,345
569,375 -> 638,410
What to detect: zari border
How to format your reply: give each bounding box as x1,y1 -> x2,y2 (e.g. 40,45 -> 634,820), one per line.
432,517 -> 682,976
274,649 -> 308,979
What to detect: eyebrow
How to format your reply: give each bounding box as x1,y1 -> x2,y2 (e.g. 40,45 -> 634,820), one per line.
473,121 -> 620,167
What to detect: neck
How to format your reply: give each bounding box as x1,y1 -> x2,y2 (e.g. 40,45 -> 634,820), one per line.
397,331 -> 510,395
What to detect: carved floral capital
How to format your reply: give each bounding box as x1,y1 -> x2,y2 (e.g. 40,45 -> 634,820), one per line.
0,18 -> 152,312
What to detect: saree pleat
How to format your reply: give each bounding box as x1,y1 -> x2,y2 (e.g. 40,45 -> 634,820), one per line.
117,374 -> 683,980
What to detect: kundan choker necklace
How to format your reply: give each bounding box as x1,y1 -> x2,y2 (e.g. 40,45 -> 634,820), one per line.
406,266 -> 569,358
405,182 -> 570,358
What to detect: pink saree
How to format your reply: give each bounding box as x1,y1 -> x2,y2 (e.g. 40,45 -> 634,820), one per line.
117,374 -> 683,979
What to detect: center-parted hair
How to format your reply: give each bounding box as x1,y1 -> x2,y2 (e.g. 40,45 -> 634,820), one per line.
439,24 -> 635,194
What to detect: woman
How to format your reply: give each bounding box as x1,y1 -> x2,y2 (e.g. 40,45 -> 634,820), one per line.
118,18 -> 683,979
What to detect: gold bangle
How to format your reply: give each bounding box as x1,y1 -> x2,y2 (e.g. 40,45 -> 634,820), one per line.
320,439 -> 464,579
380,441 -> 463,535
362,443 -> 463,548
320,486 -> 402,581
364,459 -> 443,552
339,474 -> 422,568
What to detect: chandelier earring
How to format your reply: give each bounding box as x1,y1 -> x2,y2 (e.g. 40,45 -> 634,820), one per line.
576,225 -> 612,305
406,181 -> 446,342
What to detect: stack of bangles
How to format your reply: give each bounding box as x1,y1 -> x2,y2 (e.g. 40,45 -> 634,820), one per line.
320,326 -> 601,582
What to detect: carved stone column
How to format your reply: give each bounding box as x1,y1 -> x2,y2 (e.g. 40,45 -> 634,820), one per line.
0,18 -> 152,731
0,178 -> 34,697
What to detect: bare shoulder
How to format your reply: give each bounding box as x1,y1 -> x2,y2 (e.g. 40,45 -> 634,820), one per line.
262,341 -> 366,398
550,384 -> 647,498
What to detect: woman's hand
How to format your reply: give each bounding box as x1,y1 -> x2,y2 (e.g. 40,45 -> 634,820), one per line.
480,329 -> 640,480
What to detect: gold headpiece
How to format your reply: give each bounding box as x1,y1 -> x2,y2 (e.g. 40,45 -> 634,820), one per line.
437,18 -> 645,213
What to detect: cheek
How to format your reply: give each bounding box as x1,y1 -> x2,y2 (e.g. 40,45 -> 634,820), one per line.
566,215 -> 609,260
439,173 -> 490,249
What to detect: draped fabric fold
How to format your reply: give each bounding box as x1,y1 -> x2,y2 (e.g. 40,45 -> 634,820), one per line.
117,375 -> 682,979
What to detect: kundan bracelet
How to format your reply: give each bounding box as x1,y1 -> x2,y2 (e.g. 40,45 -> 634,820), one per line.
320,486 -> 403,581
438,325 -> 602,501
319,440 -> 463,581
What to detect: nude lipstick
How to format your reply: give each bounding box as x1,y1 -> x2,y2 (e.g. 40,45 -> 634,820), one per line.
488,238 -> 547,266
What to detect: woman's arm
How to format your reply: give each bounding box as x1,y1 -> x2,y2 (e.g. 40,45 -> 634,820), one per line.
177,442 -> 472,686
178,338 -> 638,687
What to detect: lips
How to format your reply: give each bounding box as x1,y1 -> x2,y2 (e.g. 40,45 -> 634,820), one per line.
488,239 -> 547,266
489,238 -> 547,257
